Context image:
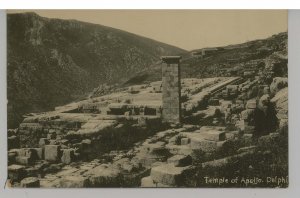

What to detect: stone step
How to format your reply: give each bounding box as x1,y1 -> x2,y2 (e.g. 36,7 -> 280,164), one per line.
150,164 -> 194,186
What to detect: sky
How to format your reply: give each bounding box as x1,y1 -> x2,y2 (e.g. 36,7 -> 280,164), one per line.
8,10 -> 287,50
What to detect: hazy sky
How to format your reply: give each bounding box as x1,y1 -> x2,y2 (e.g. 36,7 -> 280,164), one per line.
8,10 -> 287,50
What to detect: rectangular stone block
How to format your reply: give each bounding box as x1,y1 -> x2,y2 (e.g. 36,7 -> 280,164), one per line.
135,155 -> 165,168
246,100 -> 257,109
150,164 -> 192,186
8,164 -> 26,181
20,177 -> 40,188
166,144 -> 193,156
190,138 -> 218,152
141,176 -> 156,187
61,149 -> 75,164
200,130 -> 226,141
17,148 -> 34,158
15,148 -> 38,163
16,156 -> 33,165
44,145 -> 61,162
83,165 -> 121,187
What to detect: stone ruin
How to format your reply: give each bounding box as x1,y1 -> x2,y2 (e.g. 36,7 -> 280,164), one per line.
7,55 -> 288,188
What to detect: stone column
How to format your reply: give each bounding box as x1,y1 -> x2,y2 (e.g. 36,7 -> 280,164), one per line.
161,56 -> 182,123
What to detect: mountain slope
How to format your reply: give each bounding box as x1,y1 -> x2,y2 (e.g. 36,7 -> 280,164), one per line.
125,32 -> 287,84
7,12 -> 186,128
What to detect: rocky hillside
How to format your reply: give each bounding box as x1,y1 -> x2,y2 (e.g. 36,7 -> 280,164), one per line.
125,32 -> 287,84
7,12 -> 186,128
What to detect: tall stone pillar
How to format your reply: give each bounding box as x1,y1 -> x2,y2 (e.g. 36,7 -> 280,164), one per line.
161,56 -> 182,123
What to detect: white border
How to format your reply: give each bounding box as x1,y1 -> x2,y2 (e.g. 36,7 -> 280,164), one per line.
0,0 -> 300,9
1,8 -> 300,198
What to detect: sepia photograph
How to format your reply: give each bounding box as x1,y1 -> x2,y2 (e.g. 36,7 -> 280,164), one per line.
6,10 -> 288,188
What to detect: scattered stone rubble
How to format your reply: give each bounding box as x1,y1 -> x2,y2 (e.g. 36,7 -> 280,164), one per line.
7,56 -> 288,188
